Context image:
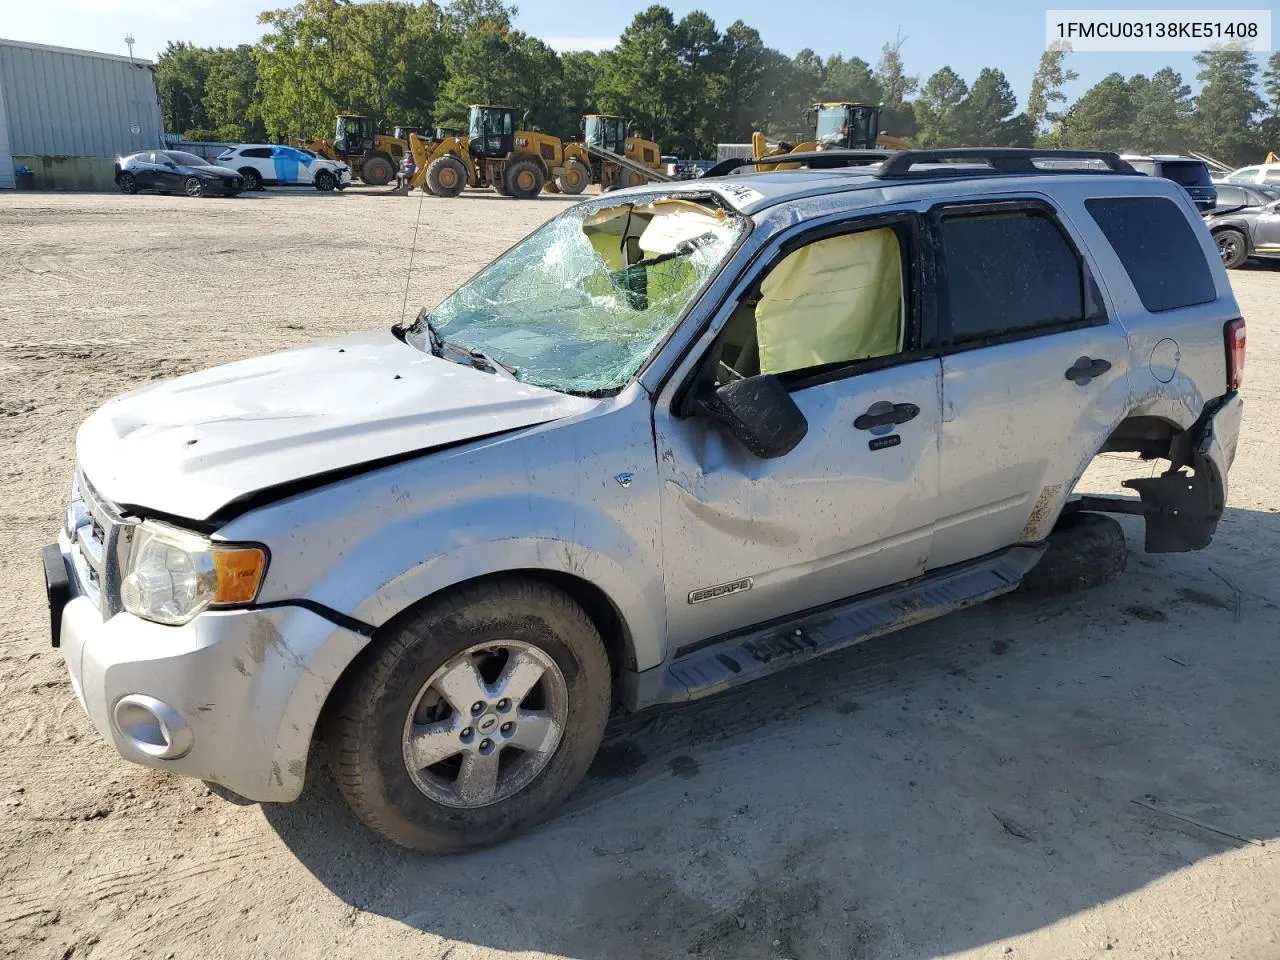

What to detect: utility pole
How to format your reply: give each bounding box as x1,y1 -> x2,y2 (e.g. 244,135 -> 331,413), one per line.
124,34 -> 135,65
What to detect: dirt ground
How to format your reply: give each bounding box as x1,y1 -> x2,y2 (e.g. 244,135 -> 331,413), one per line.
2,186 -> 1280,960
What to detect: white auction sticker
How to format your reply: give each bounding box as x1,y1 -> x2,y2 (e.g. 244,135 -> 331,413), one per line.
1046,9 -> 1271,51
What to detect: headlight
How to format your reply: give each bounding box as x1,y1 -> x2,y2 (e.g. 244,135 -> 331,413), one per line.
121,522 -> 268,625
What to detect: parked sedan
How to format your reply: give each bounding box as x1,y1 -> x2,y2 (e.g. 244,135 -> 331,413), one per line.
115,151 -> 244,197
1203,182 -> 1280,268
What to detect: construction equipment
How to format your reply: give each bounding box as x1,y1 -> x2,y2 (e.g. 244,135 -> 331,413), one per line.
750,103 -> 909,171
300,115 -> 407,186
406,105 -> 573,199
552,115 -> 671,195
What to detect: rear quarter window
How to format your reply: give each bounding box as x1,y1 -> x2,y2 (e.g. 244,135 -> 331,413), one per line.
1085,197 -> 1216,313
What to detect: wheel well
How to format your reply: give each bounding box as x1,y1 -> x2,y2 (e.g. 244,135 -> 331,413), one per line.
317,570 -> 636,739
1098,414 -> 1181,462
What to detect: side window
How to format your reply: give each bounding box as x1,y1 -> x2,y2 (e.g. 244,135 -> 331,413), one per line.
1265,170 -> 1280,184
503,113 -> 514,135
937,207 -> 1102,344
1215,185 -> 1244,206
717,224 -> 908,383
241,147 -> 272,159
1085,197 -> 1216,313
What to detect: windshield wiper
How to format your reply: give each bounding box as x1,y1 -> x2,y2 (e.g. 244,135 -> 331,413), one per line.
419,316 -> 519,379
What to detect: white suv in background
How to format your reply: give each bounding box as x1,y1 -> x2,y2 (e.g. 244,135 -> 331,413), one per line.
217,144 -> 351,192
1224,163 -> 1280,187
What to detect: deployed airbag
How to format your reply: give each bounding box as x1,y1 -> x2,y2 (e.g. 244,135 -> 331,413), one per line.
756,228 -> 903,375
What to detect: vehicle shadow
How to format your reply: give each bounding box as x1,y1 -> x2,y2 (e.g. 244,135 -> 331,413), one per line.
263,504 -> 1280,959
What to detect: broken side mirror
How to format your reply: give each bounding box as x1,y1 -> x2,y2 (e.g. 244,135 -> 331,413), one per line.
694,374 -> 808,459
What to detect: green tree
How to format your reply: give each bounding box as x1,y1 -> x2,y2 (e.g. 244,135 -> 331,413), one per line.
596,7 -> 688,152
875,30 -> 918,139
818,54 -> 880,105
1255,51 -> 1279,151
1128,67 -> 1192,153
433,1 -> 554,130
1055,72 -> 1135,150
199,45 -> 265,142
1026,43 -> 1078,140
155,42 -> 212,136
1191,47 -> 1264,165
960,67 -> 1031,146
913,66 -> 968,147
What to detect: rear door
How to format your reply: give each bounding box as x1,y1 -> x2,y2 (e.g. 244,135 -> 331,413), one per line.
926,198 -> 1131,569
238,147 -> 273,183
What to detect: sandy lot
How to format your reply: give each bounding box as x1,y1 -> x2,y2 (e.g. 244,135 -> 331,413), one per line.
2,187 -> 1279,960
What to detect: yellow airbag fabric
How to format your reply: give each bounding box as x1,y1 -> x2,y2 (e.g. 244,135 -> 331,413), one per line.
756,228 -> 903,375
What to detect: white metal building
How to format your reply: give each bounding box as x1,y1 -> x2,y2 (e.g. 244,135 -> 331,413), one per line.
0,38 -> 164,190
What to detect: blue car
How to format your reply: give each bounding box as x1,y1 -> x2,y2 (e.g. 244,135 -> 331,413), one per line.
115,150 -> 244,197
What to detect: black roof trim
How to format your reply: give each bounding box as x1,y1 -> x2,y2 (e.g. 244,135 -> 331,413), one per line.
704,148 -> 1137,181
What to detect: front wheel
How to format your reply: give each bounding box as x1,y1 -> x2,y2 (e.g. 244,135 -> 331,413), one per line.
315,170 -> 337,192
1215,228 -> 1249,269
426,155 -> 467,198
184,177 -> 205,198
556,159 -> 589,195
503,159 -> 545,199
324,578 -> 611,852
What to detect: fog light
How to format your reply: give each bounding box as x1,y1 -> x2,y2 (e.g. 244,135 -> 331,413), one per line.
112,694 -> 193,759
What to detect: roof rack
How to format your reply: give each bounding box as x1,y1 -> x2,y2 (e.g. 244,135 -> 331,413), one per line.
703,150 -> 890,178
876,148 -> 1136,178
703,147 -> 1137,180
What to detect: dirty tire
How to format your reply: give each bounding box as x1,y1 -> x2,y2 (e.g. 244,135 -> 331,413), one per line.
361,155 -> 396,187
503,159 -> 544,200
426,156 -> 466,198
557,159 -> 589,195
314,170 -> 337,192
117,172 -> 137,194
1019,511 -> 1127,595
1214,228 -> 1249,269
323,578 -> 611,853
238,167 -> 263,191
623,169 -> 647,188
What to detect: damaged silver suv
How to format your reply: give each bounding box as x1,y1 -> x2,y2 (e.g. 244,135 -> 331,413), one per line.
44,149 -> 1245,852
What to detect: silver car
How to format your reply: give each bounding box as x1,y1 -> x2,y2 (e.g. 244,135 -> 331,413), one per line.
44,148 -> 1245,851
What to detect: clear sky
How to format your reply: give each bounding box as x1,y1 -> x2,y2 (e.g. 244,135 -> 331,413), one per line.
2,0 -> 1256,109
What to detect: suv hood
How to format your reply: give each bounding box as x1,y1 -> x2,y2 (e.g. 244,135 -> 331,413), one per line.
77,331 -> 599,522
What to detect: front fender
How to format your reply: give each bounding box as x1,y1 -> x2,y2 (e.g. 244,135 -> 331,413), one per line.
220,393 -> 668,671
325,496 -> 666,670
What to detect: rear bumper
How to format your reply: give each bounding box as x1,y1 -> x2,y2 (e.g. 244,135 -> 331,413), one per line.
51,537 -> 367,801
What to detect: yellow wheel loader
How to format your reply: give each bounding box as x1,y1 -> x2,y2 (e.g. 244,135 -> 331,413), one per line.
406,105 -> 573,199
299,115 -> 408,186
553,115 -> 671,195
750,103 -> 908,172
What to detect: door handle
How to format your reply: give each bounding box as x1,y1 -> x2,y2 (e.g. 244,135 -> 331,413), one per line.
854,400 -> 920,431
1064,356 -> 1112,384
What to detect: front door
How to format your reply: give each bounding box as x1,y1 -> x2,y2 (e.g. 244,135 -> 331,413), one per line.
1254,199 -> 1280,256
925,198 -> 1132,568
654,212 -> 942,653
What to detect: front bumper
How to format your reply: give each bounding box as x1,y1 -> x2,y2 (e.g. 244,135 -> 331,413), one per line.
47,535 -> 367,801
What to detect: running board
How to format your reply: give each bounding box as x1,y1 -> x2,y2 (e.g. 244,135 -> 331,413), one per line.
619,545 -> 1045,711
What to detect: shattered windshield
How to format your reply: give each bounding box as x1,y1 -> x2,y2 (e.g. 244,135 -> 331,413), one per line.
409,196 -> 747,395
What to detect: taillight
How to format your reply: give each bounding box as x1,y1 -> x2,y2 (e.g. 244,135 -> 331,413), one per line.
1225,318 -> 1245,392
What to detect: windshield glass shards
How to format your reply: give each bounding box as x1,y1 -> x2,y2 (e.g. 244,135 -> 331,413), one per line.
410,197 -> 746,394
